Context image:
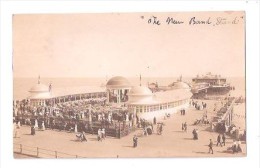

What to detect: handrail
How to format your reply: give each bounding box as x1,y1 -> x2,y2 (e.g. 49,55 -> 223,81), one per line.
220,98 -> 236,121
13,143 -> 87,158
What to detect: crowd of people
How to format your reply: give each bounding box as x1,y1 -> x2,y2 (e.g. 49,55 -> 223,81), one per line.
13,98 -> 137,139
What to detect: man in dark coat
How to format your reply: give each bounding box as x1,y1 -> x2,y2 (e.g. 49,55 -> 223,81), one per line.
222,133 -> 226,146
31,126 -> 35,135
133,135 -> 138,148
216,134 -> 222,147
208,139 -> 214,154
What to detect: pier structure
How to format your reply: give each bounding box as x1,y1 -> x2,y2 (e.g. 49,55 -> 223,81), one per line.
214,98 -> 236,133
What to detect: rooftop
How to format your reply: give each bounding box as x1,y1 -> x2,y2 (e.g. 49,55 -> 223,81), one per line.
106,76 -> 132,89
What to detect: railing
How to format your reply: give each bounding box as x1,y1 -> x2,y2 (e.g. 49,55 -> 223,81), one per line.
13,143 -> 87,158
220,98 -> 236,121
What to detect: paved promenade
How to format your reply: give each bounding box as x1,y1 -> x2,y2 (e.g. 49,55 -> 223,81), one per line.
13,100 -> 246,158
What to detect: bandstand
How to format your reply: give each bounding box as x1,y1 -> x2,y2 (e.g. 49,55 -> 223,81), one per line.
106,76 -> 132,104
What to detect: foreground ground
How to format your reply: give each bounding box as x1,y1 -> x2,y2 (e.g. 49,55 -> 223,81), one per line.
13,100 -> 246,158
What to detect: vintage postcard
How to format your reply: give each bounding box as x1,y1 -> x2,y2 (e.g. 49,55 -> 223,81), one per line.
13,11 -> 246,158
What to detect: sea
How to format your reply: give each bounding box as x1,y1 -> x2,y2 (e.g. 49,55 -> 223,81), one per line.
13,77 -> 245,101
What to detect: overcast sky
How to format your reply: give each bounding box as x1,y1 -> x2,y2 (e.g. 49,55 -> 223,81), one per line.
13,11 -> 245,78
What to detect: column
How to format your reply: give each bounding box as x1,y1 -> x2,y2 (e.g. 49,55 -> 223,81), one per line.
133,107 -> 136,127
117,89 -> 120,103
88,108 -> 92,123
106,89 -> 109,103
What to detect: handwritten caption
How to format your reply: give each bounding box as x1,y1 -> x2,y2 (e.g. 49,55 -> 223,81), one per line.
141,16 -> 243,26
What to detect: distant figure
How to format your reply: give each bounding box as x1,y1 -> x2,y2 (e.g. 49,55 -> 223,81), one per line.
183,122 -> 187,132
232,140 -> 237,154
216,134 -> 222,147
98,128 -> 102,142
102,128 -> 106,140
235,127 -> 240,140
31,126 -> 36,135
75,124 -> 78,133
159,124 -> 163,135
192,129 -> 198,140
153,117 -> 157,125
34,119 -> 38,129
237,139 -> 242,153
81,131 -> 87,142
14,125 -> 20,138
89,126 -> 94,135
42,122 -> 45,131
49,83 -> 52,92
133,135 -> 138,148
208,139 -> 214,154
222,133 -> 226,146
17,121 -> 21,129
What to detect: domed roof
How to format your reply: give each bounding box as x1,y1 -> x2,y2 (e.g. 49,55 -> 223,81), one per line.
169,82 -> 190,89
128,86 -> 153,96
29,83 -> 49,92
106,76 -> 131,89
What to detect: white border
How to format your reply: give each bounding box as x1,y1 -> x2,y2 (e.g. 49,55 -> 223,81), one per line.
1,1 -> 259,168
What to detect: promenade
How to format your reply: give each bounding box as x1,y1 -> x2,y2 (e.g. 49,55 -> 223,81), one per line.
13,100 -> 246,158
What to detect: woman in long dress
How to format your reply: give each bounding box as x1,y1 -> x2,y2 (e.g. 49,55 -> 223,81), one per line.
74,124 -> 78,133
42,122 -> 45,131
34,119 -> 38,129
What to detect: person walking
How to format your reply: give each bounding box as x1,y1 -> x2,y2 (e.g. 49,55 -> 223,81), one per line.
216,134 -> 222,147
133,135 -> 138,148
208,139 -> 214,154
222,133 -> 226,146
31,126 -> 36,135
237,139 -> 242,153
184,122 -> 187,132
102,128 -> 106,140
97,128 -> 102,142
232,140 -> 237,154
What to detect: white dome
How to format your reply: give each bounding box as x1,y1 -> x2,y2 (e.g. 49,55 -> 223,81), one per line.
169,82 -> 190,90
29,83 -> 49,93
128,86 -> 153,96
106,76 -> 131,89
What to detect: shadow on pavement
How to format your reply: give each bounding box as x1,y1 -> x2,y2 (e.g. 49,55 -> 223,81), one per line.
122,145 -> 134,148
183,138 -> 194,140
193,151 -> 211,154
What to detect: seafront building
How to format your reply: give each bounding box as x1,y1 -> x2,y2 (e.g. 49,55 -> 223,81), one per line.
25,76 -> 192,122
106,76 -> 131,104
127,84 -> 192,121
27,78 -> 106,107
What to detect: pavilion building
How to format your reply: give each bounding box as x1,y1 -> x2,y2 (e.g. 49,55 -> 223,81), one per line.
127,83 -> 192,122
106,76 -> 132,104
28,81 -> 52,106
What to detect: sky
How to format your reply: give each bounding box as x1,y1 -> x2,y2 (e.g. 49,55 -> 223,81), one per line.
13,11 -> 245,78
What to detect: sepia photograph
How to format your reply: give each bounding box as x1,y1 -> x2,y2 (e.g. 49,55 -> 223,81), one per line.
12,11 -> 246,158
